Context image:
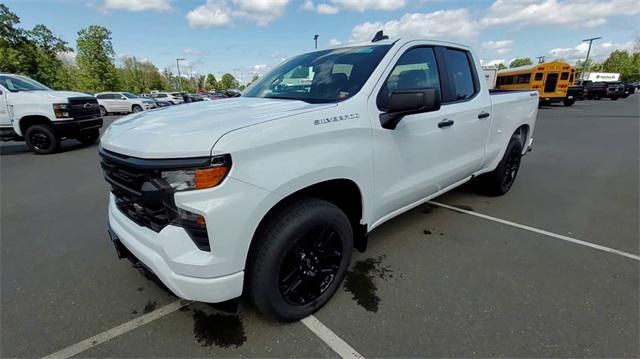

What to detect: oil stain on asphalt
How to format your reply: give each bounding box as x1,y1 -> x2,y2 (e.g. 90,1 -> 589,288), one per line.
192,309 -> 247,348
142,300 -> 157,314
343,255 -> 393,313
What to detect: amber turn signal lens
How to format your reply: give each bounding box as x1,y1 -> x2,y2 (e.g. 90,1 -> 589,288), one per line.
195,166 -> 229,189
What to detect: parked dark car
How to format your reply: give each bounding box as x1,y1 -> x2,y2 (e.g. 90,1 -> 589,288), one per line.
621,83 -> 635,98
565,85 -> 586,105
583,81 -> 625,100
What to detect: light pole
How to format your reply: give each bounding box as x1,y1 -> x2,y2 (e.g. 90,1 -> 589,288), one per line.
581,37 -> 602,81
176,58 -> 186,91
313,34 -> 319,49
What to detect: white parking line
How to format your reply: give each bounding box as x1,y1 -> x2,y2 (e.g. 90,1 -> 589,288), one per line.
301,315 -> 364,358
428,201 -> 640,261
43,300 -> 191,359
42,300 -> 362,359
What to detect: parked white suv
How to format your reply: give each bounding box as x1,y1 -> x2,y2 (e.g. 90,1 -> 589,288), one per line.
0,73 -> 102,154
96,92 -> 156,116
151,92 -> 184,105
100,35 -> 538,321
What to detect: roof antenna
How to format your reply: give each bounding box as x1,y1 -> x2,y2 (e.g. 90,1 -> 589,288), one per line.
371,30 -> 388,42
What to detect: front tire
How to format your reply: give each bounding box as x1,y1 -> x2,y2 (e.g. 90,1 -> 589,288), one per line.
99,106 -> 107,117
247,198 -> 353,321
610,96 -> 619,101
477,137 -> 523,196
563,99 -> 575,106
77,129 -> 100,145
24,124 -> 60,154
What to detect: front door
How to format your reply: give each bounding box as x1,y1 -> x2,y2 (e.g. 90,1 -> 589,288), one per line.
0,86 -> 10,127
369,45 -> 491,224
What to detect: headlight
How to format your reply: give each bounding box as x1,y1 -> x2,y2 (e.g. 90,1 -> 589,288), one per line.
53,103 -> 70,118
161,155 -> 231,191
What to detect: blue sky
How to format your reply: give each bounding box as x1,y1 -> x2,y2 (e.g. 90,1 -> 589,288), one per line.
6,0 -> 640,83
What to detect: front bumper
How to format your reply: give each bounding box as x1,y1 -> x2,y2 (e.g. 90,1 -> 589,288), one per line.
53,117 -> 103,137
108,196 -> 244,302
106,175 -> 280,303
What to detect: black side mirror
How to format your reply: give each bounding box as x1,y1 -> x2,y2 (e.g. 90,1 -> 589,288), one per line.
379,88 -> 441,130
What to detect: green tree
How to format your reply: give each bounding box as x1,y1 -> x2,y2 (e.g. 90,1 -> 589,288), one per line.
118,56 -> 166,93
76,25 -> 119,92
205,73 -> 217,91
509,57 -> 533,68
497,63 -> 507,70
219,73 -> 238,89
196,74 -> 205,91
0,4 -> 72,89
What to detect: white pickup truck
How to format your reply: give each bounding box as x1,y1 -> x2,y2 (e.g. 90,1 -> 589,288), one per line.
0,73 -> 103,154
100,35 -> 538,321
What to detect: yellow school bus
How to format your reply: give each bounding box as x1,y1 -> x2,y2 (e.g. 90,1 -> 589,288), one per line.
496,61 -> 575,106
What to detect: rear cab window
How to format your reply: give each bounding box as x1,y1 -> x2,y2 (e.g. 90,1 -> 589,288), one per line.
440,48 -> 478,102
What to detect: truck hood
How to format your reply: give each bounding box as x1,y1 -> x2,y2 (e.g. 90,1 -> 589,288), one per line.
15,90 -> 93,103
100,97 -> 334,158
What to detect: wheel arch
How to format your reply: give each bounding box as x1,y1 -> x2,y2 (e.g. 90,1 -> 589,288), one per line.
18,115 -> 54,136
249,178 -> 368,259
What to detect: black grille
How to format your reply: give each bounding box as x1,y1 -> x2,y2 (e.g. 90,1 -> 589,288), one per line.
99,148 -> 214,251
69,97 -> 101,120
100,150 -> 170,232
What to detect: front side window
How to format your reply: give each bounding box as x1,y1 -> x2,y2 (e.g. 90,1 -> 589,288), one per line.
244,45 -> 392,103
377,47 -> 440,110
442,48 -> 476,101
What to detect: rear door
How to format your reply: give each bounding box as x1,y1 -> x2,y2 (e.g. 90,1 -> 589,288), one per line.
544,73 -> 559,93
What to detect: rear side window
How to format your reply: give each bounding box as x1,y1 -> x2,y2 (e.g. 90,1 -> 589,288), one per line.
560,72 -> 569,80
377,47 -> 440,110
442,48 -> 476,101
534,73 -> 543,81
96,94 -> 107,99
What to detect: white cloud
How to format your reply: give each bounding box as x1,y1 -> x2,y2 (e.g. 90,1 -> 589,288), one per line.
481,0 -> 640,29
303,0 -> 403,13
484,59 -> 506,67
102,0 -> 171,12
186,0 -> 232,27
232,0 -> 290,25
350,9 -> 478,42
331,0 -> 404,11
56,51 -> 77,66
302,0 -> 315,10
317,3 -> 339,14
482,40 -> 513,55
548,40 -> 634,62
328,38 -> 343,46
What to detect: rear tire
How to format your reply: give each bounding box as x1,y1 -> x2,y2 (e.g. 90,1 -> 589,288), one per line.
132,105 -> 143,113
100,106 -> 107,117
593,94 -> 602,100
477,137 -> 523,196
77,129 -> 100,145
24,124 -> 60,154
247,198 -> 353,321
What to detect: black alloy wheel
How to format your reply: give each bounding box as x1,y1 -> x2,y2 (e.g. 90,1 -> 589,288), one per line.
279,227 -> 342,306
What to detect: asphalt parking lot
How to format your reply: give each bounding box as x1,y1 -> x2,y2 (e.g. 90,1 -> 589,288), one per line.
2,96 -> 638,357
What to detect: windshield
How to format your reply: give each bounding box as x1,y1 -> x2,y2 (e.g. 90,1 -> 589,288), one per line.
244,45 -> 392,103
0,75 -> 51,92
122,92 -> 138,99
